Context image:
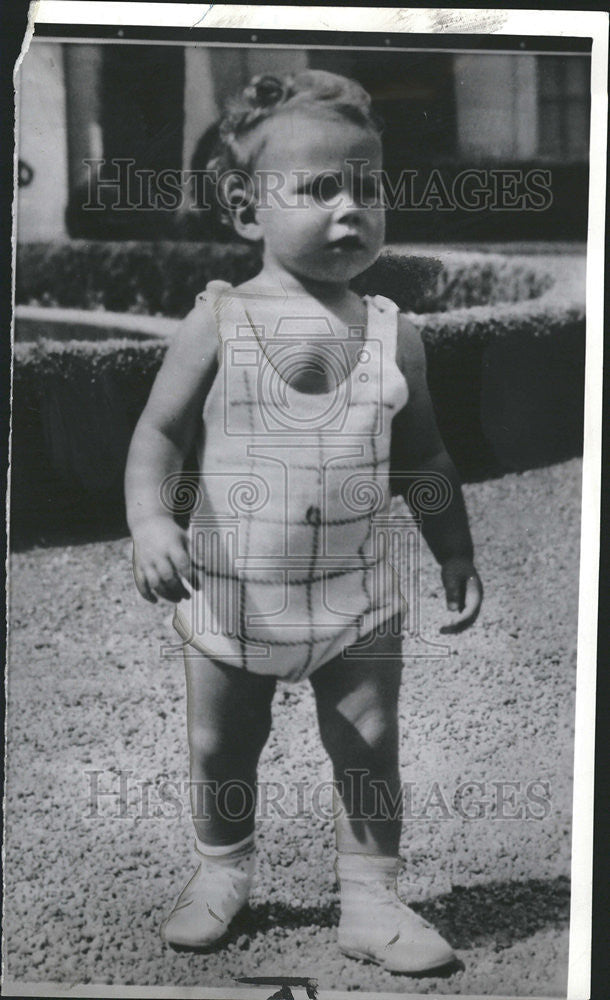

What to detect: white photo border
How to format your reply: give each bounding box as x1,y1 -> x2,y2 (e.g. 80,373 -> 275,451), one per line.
6,4 -> 608,999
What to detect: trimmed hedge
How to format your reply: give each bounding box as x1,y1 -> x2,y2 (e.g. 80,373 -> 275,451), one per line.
415,254 -> 557,311
11,243 -> 586,540
414,298 -> 585,476
357,251 -> 558,313
17,241 -> 442,317
11,339 -> 167,536
16,241 -> 561,317
15,241 -> 261,318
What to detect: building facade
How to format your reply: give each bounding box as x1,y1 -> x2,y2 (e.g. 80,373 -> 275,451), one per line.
17,40 -> 590,244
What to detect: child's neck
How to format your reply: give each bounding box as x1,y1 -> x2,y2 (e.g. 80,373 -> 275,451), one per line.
255,261 -> 352,306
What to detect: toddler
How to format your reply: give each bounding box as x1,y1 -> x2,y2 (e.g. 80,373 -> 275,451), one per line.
125,69 -> 483,974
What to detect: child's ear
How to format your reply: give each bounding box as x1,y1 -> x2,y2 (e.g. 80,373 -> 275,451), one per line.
219,173 -> 263,243
232,201 -> 263,243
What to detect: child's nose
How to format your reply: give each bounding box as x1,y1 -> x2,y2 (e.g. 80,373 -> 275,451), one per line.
333,190 -> 362,220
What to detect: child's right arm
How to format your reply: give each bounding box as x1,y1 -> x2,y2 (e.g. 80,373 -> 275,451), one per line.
124,299 -> 218,603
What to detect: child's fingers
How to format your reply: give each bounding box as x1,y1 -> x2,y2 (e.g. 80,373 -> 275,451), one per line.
145,566 -> 165,600
169,545 -> 201,592
143,564 -> 175,603
137,579 -> 158,603
440,576 -> 483,634
132,549 -> 158,603
443,574 -> 466,613
153,557 -> 192,603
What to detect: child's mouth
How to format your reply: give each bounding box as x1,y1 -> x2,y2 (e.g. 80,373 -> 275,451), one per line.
329,235 -> 365,252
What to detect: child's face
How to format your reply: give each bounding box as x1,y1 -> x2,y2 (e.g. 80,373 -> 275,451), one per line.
250,112 -> 385,285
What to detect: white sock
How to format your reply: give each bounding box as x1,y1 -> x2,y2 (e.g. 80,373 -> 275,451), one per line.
335,852 -> 399,894
194,831 -> 255,869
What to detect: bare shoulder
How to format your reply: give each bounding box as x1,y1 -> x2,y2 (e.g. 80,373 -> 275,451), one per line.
141,294 -> 220,431
396,312 -> 427,385
167,294 -> 220,369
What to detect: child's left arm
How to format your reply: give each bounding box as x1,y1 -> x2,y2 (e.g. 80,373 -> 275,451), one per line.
392,314 -> 483,634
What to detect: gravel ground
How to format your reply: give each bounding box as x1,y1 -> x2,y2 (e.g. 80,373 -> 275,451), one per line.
4,458 -> 581,996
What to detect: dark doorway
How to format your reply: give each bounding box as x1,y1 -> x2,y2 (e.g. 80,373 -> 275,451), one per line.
68,45 -> 185,238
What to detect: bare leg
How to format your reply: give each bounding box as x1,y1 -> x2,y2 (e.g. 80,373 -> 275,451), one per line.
184,647 -> 277,845
309,619 -> 403,856
310,621 -> 456,972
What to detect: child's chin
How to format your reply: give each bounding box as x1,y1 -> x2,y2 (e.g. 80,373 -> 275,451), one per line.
305,252 -> 379,284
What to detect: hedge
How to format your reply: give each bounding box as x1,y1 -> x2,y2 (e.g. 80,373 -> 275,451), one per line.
16,241 -> 261,318
16,241 -> 441,317
11,244 -> 585,541
16,241 -> 560,317
414,298 -> 585,476
11,339 -> 168,538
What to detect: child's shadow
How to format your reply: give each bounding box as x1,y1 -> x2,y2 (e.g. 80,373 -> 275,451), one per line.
412,875 -> 570,951
229,874 -> 569,953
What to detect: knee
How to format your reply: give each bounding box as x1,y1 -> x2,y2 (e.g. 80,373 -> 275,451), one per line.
320,704 -> 398,763
188,724 -> 228,769
189,709 -> 272,769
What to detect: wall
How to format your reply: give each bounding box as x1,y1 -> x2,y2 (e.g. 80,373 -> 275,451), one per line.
454,54 -> 539,161
16,41 -> 69,242
15,43 -> 589,244
182,45 -> 308,168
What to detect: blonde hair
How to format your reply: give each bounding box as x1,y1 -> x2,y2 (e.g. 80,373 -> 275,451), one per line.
209,69 -> 382,177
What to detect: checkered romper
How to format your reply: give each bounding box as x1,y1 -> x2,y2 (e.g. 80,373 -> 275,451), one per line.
173,281 -> 409,682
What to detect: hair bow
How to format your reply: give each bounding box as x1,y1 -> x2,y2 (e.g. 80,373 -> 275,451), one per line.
244,74 -> 292,109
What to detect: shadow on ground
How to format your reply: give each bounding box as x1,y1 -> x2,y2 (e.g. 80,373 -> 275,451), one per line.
204,876 -> 570,953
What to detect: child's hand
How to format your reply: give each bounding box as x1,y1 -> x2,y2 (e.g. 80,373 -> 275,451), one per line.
131,517 -> 200,604
439,556 -> 483,634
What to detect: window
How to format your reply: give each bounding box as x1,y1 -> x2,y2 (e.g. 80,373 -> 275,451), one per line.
537,55 -> 590,160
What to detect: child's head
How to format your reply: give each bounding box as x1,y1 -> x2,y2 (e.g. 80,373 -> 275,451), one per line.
211,69 -> 382,175
209,70 -> 386,284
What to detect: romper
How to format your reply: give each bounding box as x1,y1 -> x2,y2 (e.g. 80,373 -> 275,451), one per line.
173,281 -> 409,682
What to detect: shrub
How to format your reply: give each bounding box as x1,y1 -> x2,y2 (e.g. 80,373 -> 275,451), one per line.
415,253 -> 557,311
11,245 -> 586,539
11,339 -> 166,537
17,241 -> 443,317
15,241 -> 262,318
414,298 -> 585,476
16,241 -> 564,317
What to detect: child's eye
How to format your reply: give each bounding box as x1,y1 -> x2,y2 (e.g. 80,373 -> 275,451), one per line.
353,176 -> 382,205
311,174 -> 342,204
296,173 -> 382,207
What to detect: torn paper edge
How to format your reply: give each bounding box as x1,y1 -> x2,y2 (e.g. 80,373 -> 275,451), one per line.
6,5 -> 608,1000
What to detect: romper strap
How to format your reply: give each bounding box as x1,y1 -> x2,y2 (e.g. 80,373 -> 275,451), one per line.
195,279 -> 233,307
367,293 -> 400,315
365,293 -> 400,356
194,280 -> 235,354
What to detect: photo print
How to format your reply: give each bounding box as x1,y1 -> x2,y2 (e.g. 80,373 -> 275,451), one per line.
4,5 -> 606,999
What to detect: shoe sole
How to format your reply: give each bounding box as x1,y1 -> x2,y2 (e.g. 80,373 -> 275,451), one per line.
166,933 -> 230,954
160,907 -> 244,953
339,944 -> 457,976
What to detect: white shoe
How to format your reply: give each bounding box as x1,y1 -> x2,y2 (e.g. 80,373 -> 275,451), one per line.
161,840 -> 254,950
336,854 -> 456,974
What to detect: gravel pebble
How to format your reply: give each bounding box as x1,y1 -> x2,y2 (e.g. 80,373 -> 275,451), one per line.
4,459 -> 581,994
